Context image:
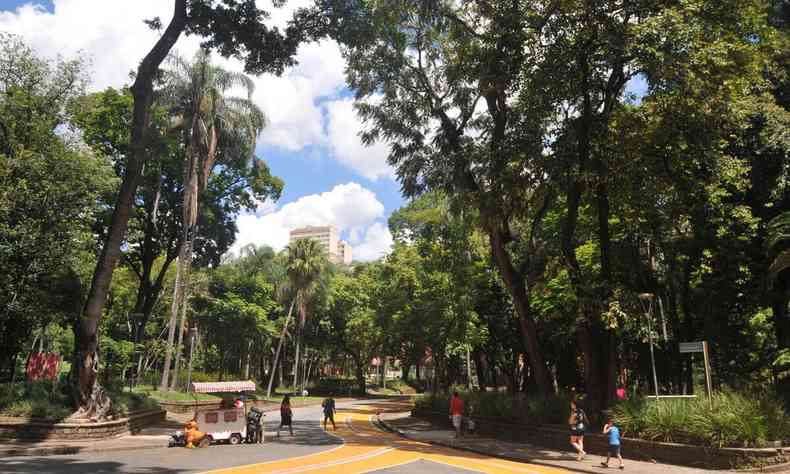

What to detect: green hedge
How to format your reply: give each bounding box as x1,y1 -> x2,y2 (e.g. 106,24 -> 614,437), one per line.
310,378 -> 362,396
611,391 -> 790,448
415,390 -> 571,425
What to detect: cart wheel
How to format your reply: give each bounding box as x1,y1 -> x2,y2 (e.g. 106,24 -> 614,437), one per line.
229,434 -> 242,445
198,437 -> 211,448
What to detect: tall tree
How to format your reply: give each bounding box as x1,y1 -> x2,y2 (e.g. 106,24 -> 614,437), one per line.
158,51 -> 266,391
285,238 -> 327,391
0,35 -> 115,382
322,0 -> 557,394
76,0 -> 303,416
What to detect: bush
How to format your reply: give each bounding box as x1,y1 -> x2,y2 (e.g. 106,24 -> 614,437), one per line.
414,390 -> 570,425
109,391 -> 160,417
0,381 -> 72,420
311,378 -> 361,396
611,391 -> 790,448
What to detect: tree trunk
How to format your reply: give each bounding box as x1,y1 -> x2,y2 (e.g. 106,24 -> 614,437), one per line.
244,339 -> 253,379
353,359 -> 366,395
267,298 -> 296,398
169,260 -> 191,391
488,227 -> 552,395
161,111 -> 200,392
473,350 -> 488,391
292,330 -> 301,391
76,0 -> 187,413
771,273 -> 790,350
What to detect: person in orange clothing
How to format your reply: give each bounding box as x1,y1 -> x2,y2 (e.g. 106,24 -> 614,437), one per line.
184,418 -> 205,448
449,391 -> 465,438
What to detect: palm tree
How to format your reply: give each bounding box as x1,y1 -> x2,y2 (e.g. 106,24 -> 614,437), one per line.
265,238 -> 326,398
159,50 -> 265,391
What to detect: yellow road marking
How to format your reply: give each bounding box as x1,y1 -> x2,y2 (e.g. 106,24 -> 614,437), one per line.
202,403 -> 569,474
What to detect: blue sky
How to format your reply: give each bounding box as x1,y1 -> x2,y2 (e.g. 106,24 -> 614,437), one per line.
1,0 -> 646,260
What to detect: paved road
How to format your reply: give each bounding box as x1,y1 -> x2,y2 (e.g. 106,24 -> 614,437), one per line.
0,400 -> 569,474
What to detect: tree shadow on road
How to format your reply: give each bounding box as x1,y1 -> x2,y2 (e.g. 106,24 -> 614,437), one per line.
0,457 -> 189,474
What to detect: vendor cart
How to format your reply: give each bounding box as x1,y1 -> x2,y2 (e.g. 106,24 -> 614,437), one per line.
170,380 -> 263,447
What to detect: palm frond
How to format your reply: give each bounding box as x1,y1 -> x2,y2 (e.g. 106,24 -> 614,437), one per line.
213,68 -> 256,98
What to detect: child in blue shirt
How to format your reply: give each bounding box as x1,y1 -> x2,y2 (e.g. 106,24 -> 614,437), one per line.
601,416 -> 624,469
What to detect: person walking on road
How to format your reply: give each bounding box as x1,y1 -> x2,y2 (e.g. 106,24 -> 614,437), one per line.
602,416 -> 625,469
277,395 -> 294,437
322,396 -> 336,430
449,391 -> 465,439
569,399 -> 587,461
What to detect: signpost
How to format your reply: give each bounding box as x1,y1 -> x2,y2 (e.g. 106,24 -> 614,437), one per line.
679,340 -> 712,405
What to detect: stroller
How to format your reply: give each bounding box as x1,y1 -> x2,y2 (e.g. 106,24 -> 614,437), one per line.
246,407 -> 264,443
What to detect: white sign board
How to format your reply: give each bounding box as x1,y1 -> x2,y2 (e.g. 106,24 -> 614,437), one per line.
679,341 -> 705,353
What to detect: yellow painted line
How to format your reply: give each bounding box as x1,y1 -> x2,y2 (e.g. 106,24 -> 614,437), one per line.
202,405 -> 570,474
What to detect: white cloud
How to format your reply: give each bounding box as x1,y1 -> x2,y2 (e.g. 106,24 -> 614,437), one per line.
352,222 -> 394,261
230,183 -> 392,261
325,98 -> 393,180
1,1 -> 396,183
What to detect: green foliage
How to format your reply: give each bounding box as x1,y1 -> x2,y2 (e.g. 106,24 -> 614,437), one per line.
310,378 -> 360,396
611,392 -> 790,448
0,34 -> 115,379
415,390 -> 571,425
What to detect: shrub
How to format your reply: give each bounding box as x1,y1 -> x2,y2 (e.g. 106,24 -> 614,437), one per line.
311,378 -> 361,396
414,390 -> 570,425
611,391 -> 790,448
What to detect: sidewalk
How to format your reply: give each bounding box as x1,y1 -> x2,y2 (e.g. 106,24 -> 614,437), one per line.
376,413 -> 790,474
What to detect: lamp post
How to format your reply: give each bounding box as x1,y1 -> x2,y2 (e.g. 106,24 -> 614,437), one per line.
129,313 -> 144,391
186,327 -> 198,392
638,293 -> 660,401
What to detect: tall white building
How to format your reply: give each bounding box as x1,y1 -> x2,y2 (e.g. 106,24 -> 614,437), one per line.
339,240 -> 352,265
289,225 -> 352,265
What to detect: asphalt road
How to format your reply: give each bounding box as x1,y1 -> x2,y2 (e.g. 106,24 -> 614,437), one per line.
0,401 -> 569,474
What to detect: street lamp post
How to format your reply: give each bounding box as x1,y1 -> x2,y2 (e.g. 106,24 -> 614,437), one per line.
638,293 -> 660,401
186,327 -> 198,392
129,313 -> 143,392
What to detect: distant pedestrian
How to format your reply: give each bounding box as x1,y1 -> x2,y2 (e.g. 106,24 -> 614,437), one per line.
277,395 -> 293,437
568,399 -> 587,460
601,416 -> 624,469
449,391 -> 465,438
322,396 -> 336,430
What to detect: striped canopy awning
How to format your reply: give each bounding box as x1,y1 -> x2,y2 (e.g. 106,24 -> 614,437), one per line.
191,380 -> 256,393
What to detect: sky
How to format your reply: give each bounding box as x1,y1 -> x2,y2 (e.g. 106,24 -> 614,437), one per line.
1,0 -> 647,262
0,0 -> 399,261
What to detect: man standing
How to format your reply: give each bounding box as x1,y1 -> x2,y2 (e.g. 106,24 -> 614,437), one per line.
322,396 -> 336,431
449,391 -> 465,438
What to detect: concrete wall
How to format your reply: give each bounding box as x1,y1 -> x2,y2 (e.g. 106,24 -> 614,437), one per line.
0,409 -> 165,440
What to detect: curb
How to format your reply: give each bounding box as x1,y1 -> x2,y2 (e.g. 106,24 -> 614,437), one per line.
375,415 -> 790,474
0,438 -> 169,458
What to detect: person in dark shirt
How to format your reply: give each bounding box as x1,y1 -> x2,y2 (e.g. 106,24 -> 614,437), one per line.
322,396 -> 336,430
277,395 -> 293,437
